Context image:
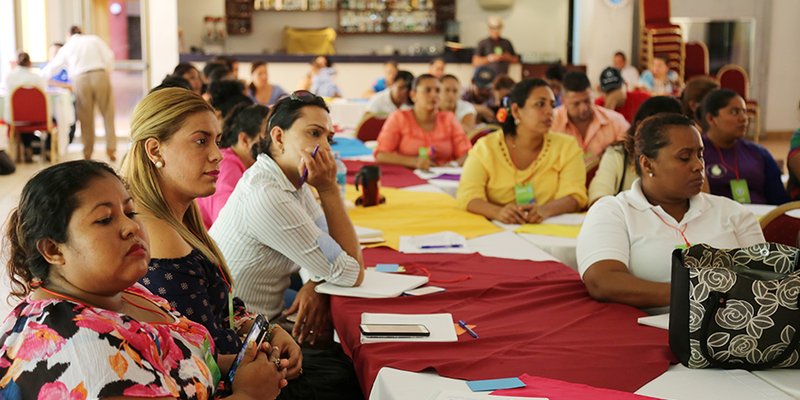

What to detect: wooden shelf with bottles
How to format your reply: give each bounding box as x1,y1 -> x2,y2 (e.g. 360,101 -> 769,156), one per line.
254,0 -> 337,11
338,0 -> 452,35
226,0 -> 254,35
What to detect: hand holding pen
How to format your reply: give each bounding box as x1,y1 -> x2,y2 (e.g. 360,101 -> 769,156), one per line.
298,144 -> 337,192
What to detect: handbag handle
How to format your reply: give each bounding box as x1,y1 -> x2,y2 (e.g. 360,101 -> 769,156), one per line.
699,291 -> 800,370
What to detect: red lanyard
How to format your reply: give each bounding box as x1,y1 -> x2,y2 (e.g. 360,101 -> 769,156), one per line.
651,209 -> 691,247
712,143 -> 740,180
39,286 -> 169,322
402,264 -> 472,284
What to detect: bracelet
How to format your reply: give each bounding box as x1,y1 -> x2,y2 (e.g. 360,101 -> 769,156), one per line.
266,323 -> 278,342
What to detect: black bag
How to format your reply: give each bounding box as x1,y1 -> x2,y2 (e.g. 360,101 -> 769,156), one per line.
0,150 -> 15,175
670,242 -> 800,370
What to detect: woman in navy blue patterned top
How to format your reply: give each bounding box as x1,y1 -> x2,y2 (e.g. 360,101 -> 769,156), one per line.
120,88 -> 303,386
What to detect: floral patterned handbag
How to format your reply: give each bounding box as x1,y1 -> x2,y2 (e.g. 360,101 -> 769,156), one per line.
669,242 -> 800,370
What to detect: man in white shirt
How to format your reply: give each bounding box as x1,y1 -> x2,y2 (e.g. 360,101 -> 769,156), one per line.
4,52 -> 48,162
40,25 -> 116,161
612,51 -> 640,88
365,70 -> 413,116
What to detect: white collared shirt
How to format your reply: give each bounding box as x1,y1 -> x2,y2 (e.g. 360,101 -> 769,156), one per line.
366,88 -> 410,115
40,34 -> 114,79
577,179 -> 765,283
209,154 -> 361,320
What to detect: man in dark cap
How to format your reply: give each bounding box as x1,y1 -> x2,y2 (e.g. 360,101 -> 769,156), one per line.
595,67 -> 651,124
462,66 -> 498,123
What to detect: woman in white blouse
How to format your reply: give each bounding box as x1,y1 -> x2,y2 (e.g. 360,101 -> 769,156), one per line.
210,91 -> 364,346
577,113 -> 764,309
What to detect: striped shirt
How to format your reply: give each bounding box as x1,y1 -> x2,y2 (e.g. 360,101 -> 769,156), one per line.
209,154 -> 361,320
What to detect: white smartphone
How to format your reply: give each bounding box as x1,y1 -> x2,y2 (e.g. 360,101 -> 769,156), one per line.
359,323 -> 431,337
403,286 -> 446,296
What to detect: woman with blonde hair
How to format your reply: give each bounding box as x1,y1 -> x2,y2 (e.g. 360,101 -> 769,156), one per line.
121,88 -> 302,389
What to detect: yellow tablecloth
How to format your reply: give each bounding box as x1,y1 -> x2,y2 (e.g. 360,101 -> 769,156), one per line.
514,224 -> 582,238
346,185 -> 501,250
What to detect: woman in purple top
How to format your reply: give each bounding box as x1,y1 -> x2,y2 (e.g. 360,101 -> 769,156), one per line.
701,89 -> 788,205
197,103 -> 269,228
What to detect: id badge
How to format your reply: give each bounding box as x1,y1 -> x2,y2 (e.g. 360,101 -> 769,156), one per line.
730,179 -> 751,204
514,183 -> 535,205
675,244 -> 691,250
418,147 -> 429,159
493,46 -> 503,55
203,337 -> 222,387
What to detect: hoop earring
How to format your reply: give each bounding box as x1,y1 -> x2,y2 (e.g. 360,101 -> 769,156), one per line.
155,160 -> 164,169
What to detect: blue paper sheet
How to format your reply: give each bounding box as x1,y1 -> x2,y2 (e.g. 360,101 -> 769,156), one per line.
331,137 -> 373,158
466,377 -> 526,392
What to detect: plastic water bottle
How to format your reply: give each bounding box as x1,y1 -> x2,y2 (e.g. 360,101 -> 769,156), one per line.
334,152 -> 347,203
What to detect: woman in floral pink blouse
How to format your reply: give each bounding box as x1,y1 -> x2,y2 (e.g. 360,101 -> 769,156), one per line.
0,160 -> 285,399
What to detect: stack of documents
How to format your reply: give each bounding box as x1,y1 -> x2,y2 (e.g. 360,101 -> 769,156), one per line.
355,225 -> 385,244
399,231 -> 473,254
360,313 -> 458,344
315,269 -> 428,298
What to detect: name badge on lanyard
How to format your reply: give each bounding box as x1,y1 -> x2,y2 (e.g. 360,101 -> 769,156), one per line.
514,183 -> 535,205
730,179 -> 751,204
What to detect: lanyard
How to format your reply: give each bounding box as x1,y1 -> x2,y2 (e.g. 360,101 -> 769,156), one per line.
712,143 -> 740,180
39,286 -> 169,322
216,264 -> 235,330
651,209 -> 691,247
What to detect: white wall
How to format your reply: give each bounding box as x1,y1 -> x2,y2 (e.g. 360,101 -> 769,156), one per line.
765,0 -> 800,132
144,0 -> 179,89
0,0 -> 15,82
575,0 -> 635,89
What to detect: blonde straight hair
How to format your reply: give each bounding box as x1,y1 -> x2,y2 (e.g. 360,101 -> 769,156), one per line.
120,88 -> 233,285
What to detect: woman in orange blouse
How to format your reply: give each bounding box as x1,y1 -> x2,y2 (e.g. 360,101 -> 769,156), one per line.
375,74 -> 472,170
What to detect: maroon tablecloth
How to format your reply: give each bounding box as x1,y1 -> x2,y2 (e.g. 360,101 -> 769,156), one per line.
344,160 -> 427,188
331,248 -> 675,397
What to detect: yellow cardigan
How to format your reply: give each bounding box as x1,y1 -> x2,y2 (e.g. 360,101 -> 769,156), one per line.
456,130 -> 588,210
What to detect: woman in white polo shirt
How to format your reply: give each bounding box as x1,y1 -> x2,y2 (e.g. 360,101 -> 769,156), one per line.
577,113 -> 764,310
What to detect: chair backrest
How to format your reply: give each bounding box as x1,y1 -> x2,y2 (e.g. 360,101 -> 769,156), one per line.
760,201 -> 800,246
355,115 -> 387,142
717,64 -> 749,99
683,41 -> 709,81
468,125 -> 500,145
10,86 -> 50,127
640,0 -> 672,26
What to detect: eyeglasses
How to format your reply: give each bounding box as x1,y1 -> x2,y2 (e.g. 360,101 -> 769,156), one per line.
268,90 -> 324,128
288,90 -> 320,103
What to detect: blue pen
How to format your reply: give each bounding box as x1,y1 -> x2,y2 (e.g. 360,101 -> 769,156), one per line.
458,319 -> 479,339
419,244 -> 463,249
299,144 -> 320,185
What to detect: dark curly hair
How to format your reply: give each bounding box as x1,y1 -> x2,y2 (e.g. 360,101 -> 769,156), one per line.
5,160 -> 119,299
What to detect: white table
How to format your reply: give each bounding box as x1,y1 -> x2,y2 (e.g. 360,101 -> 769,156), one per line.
0,88 -> 75,158
328,98 -> 369,131
370,365 -> 798,400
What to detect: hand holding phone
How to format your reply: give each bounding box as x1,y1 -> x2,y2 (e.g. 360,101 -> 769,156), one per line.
228,315 -> 269,385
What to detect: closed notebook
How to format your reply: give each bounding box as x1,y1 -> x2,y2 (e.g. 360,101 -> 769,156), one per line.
315,269 -> 427,298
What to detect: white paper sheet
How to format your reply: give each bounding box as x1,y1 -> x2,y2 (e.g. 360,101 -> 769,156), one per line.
541,213 -> 586,226
399,231 -> 473,254
467,231 -> 559,262
315,269 -> 428,298
414,166 -> 464,180
360,313 -> 458,344
355,225 -> 385,244
432,390 -> 548,400
637,313 -> 669,330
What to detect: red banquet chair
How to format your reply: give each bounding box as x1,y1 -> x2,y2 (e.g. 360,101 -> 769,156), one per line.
683,41 -> 709,81
9,86 -> 56,163
717,64 -> 761,141
760,202 -> 800,247
355,115 -> 387,142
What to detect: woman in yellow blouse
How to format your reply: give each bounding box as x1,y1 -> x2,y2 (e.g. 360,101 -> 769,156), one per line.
457,78 -> 587,224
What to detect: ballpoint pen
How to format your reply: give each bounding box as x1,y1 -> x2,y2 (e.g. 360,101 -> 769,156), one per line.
458,319 -> 479,339
419,244 -> 463,249
299,144 -> 320,185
